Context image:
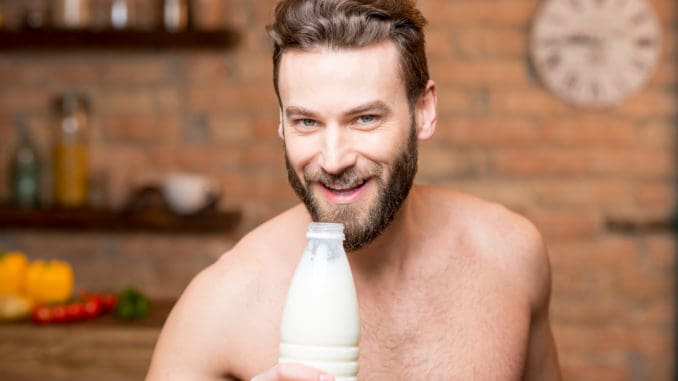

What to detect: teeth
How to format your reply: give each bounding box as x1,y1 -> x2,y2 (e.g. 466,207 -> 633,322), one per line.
325,178 -> 366,191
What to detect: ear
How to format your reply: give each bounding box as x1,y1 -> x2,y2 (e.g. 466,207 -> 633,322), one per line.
277,109 -> 284,140
415,80 -> 437,141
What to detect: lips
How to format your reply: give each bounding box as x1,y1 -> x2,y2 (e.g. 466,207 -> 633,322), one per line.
318,178 -> 370,204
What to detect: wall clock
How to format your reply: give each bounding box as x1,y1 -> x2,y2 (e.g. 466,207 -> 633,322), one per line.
530,0 -> 662,107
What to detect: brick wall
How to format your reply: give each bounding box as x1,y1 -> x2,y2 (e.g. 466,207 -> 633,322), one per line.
0,0 -> 676,379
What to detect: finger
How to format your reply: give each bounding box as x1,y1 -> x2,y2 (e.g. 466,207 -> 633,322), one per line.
251,363 -> 334,381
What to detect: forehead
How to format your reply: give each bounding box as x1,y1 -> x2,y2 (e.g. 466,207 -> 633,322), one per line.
278,41 -> 406,110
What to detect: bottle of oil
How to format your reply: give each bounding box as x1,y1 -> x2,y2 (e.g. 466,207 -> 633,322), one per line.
53,92 -> 89,208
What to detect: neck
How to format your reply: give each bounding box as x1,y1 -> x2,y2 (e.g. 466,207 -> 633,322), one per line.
348,186 -> 422,280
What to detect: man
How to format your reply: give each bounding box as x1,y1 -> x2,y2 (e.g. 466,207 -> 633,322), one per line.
147,1 -> 561,380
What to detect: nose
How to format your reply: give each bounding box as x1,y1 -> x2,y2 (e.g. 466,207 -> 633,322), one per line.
318,124 -> 357,175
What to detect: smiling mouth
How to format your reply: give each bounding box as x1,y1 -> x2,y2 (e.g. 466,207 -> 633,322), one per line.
315,177 -> 372,204
321,178 -> 368,194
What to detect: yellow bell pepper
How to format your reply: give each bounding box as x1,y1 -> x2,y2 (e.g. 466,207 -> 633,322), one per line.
0,251 -> 29,296
24,260 -> 74,304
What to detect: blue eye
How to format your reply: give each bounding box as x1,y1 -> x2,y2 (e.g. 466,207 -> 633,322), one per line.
296,119 -> 317,128
358,115 -> 377,123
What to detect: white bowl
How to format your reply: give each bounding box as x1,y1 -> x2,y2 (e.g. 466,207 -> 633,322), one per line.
162,173 -> 217,215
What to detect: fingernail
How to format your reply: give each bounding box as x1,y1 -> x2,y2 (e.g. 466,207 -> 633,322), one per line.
319,375 -> 335,381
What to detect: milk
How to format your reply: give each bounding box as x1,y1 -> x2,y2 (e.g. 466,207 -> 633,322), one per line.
279,223 -> 360,381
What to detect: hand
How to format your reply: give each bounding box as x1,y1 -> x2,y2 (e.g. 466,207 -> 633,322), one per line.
251,363 -> 335,381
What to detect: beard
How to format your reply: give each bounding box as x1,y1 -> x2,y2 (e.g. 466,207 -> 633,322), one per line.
285,126 -> 418,252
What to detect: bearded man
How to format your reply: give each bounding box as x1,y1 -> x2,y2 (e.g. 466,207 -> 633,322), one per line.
147,1 -> 561,380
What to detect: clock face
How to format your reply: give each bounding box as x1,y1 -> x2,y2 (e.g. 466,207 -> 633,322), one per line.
531,0 -> 661,107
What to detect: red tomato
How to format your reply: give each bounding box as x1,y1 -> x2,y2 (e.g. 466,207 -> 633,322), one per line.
66,302 -> 86,322
100,293 -> 118,312
51,305 -> 69,323
31,305 -> 53,324
83,297 -> 103,319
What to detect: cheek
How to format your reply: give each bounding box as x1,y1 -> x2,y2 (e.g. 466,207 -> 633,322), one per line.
358,130 -> 408,165
285,139 -> 317,171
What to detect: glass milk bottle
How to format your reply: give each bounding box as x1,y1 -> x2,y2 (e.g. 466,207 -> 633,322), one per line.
279,222 -> 361,381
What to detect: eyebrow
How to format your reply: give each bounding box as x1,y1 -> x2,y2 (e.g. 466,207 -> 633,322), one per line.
284,100 -> 392,119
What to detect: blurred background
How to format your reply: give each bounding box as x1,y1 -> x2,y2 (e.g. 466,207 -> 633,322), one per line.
0,0 -> 675,380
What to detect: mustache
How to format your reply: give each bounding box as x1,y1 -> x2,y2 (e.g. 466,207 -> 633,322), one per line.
304,165 -> 383,188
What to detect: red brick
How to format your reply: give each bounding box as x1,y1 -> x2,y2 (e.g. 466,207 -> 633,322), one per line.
184,53 -> 234,83
439,117 -> 539,146
490,147 -> 591,177
417,145 -> 486,179
629,298 -> 674,328
525,209 -> 601,241
209,114 -> 254,143
489,87 -> 569,116
615,265 -> 673,300
649,0 -> 677,22
632,329 -> 675,357
559,356 -> 628,381
551,294 -> 629,325
436,89 -> 477,114
98,57 -> 172,85
102,114 -> 179,144
533,179 -> 632,209
93,87 -> 180,115
454,27 -> 527,58
553,324 -> 632,355
647,59 -> 678,87
621,90 -> 678,118
549,237 -> 639,271
638,120 -> 676,149
590,148 -> 675,179
243,142 -> 285,168
444,180 -> 536,211
234,53 -> 275,84
0,57 -> 100,87
187,84 -> 277,113
427,0 -> 539,26
425,27 -> 454,58
634,182 -> 676,210
431,59 -> 528,87
251,114 -> 282,140
540,116 -> 639,146
0,88 -> 52,115
645,235 -> 676,272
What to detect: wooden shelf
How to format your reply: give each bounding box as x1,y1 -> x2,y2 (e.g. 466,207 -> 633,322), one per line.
0,206 -> 241,233
0,28 -> 240,51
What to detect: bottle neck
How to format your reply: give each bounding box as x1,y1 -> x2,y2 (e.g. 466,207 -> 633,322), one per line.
306,222 -> 345,241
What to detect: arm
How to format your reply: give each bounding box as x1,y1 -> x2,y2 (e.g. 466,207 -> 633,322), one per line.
146,256 -> 244,380
521,225 -> 561,381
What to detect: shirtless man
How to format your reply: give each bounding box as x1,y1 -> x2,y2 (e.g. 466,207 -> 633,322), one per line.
147,1 -> 561,380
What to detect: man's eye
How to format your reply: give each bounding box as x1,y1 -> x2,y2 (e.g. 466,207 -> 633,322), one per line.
358,115 -> 377,123
298,119 -> 317,127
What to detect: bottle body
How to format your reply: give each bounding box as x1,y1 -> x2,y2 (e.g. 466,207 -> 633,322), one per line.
279,223 -> 360,380
10,121 -> 40,208
53,92 -> 89,208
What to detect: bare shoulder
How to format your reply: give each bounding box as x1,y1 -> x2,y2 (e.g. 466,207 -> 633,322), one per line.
147,204 -> 310,380
418,185 -> 551,311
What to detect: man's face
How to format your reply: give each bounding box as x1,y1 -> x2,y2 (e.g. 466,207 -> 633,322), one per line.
278,42 -> 418,251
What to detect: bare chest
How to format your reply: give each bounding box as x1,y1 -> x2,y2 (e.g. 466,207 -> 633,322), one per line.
234,258 -> 531,381
355,268 -> 531,380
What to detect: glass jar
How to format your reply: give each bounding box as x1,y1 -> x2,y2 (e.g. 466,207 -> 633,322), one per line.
53,92 -> 89,208
52,0 -> 90,29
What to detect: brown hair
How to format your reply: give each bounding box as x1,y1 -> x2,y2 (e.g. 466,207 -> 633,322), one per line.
267,0 -> 429,108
